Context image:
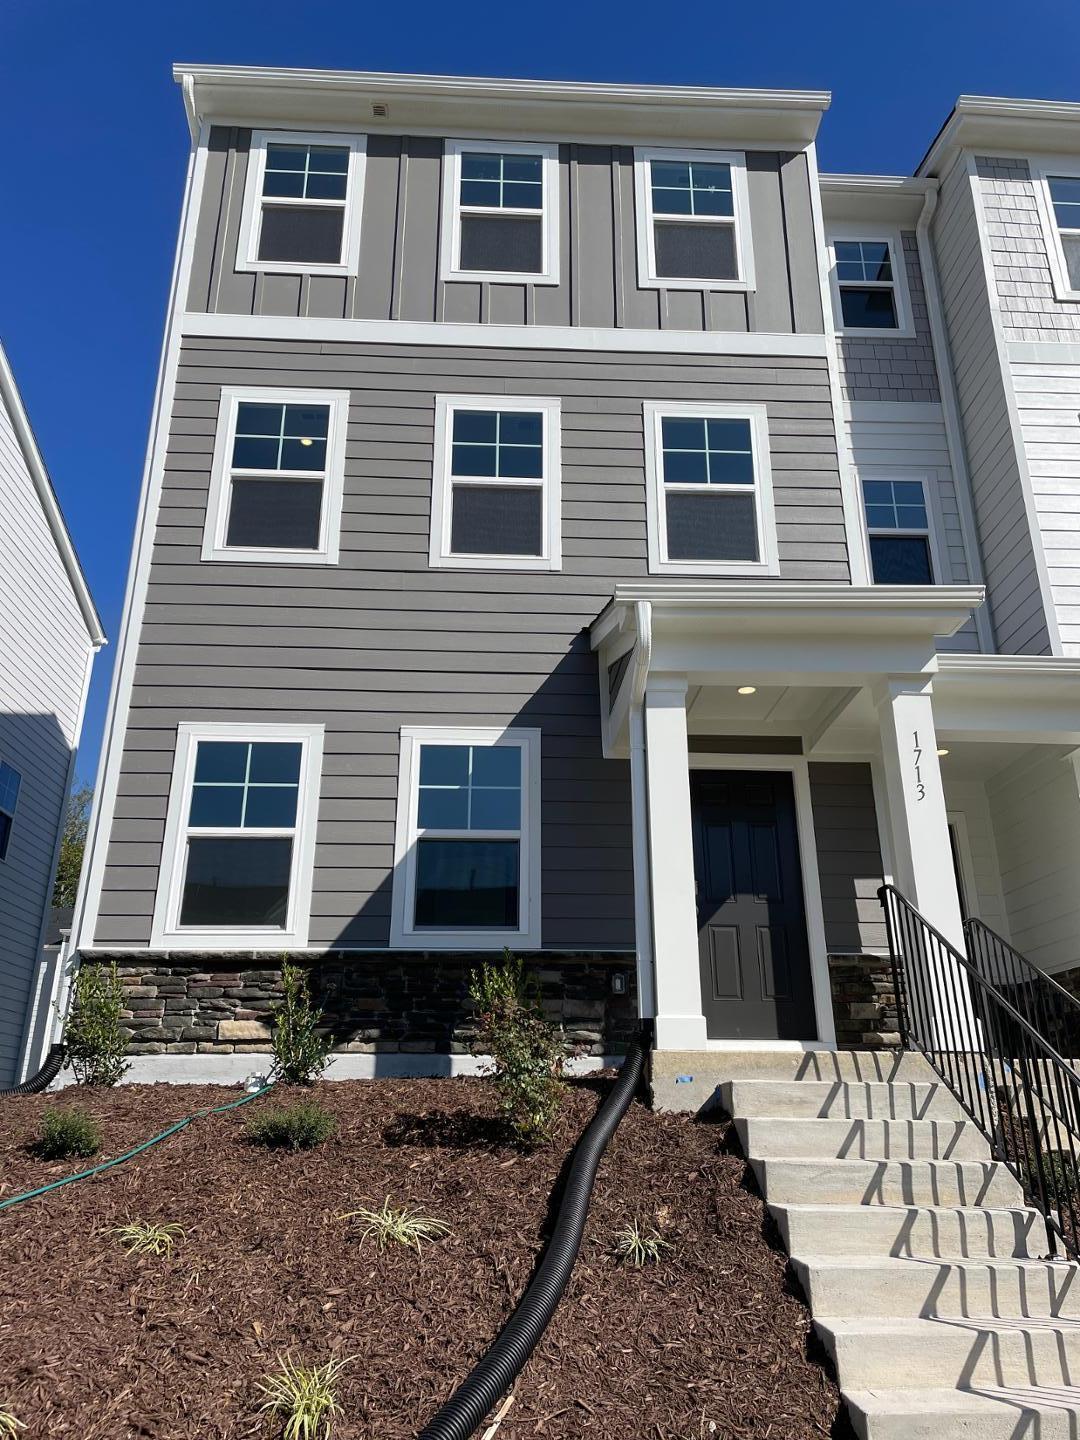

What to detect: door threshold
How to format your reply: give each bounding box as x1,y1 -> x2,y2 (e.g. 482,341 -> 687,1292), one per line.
703,1039 -> 834,1053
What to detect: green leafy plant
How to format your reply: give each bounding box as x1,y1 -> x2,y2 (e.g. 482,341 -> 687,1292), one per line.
0,1407 -> 25,1437
52,782 -> 93,907
245,1100 -> 336,1151
115,1220 -> 186,1258
65,961 -> 129,1086
270,962 -> 332,1085
340,1198 -> 451,1253
33,1106 -> 101,1160
469,951 -> 565,1148
613,1219 -> 672,1267
257,1355 -> 348,1440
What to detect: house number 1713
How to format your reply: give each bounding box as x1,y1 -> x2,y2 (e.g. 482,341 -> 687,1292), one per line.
912,730 -> 926,802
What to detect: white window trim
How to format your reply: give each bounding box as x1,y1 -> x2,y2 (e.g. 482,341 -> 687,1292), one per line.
1032,160 -> 1080,303
633,146 -> 755,293
151,722 -> 323,951
429,394 -> 562,572
202,386 -> 350,565
643,400 -> 779,577
858,471 -> 945,585
440,139 -> 561,286
236,129 -> 366,276
827,223 -> 915,340
390,725 -> 542,951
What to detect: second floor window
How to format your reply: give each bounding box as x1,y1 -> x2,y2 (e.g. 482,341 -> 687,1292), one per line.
829,230 -> 913,337
1046,175 -> 1080,291
634,148 -> 754,290
862,477 -> 936,584
442,141 -> 560,285
238,130 -> 366,275
0,760 -> 20,862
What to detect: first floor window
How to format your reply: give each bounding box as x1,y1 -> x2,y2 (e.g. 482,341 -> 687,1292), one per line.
152,724 -> 323,948
238,130 -> 366,274
862,477 -> 935,584
430,396 -> 561,571
634,147 -> 753,290
644,402 -> 778,575
0,760 -> 21,861
391,727 -> 541,949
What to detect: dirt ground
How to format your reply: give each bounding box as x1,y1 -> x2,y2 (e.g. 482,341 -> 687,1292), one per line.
0,1076 -> 840,1439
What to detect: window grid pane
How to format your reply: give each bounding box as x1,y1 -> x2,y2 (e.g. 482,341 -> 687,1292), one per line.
1050,177 -> 1080,232
263,144 -> 349,202
460,152 -> 543,211
651,160 -> 733,218
835,239 -> 894,283
660,416 -> 755,487
417,743 -> 521,833
862,479 -> 929,532
232,403 -> 330,474
189,741 -> 301,831
450,411 -> 544,481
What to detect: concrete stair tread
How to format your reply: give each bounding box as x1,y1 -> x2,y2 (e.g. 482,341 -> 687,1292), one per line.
753,1155 -> 1023,1206
819,1314 -> 1080,1337
722,1078 -> 966,1121
795,1254 -> 1078,1274
844,1384 -> 1080,1437
771,1201 -> 1045,1258
736,1115 -> 990,1160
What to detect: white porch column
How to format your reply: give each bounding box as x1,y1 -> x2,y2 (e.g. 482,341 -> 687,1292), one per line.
643,678 -> 708,1050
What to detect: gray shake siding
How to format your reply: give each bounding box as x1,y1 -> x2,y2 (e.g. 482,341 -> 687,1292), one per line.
94,338 -> 848,949
188,128 -> 824,335
837,233 -> 940,404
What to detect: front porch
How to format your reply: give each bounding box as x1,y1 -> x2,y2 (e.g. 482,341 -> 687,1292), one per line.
591,583 -> 1080,1063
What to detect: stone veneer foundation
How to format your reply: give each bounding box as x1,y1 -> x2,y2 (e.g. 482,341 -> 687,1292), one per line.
827,953 -> 901,1049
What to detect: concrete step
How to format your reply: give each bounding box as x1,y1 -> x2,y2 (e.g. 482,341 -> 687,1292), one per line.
651,1048 -> 937,1111
721,1078 -> 965,1121
842,1384 -> 1080,1439
818,1314 -> 1080,1391
791,1255 -> 1080,1320
736,1116 -> 990,1161
751,1157 -> 1024,1208
770,1203 -> 1046,1260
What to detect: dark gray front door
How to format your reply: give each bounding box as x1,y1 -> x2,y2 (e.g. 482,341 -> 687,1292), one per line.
691,770 -> 817,1041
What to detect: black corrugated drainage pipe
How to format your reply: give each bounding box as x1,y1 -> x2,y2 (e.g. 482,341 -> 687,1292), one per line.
416,1029 -> 649,1440
0,1044 -> 66,1096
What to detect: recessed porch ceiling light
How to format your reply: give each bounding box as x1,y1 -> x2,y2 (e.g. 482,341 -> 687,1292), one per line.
937,747 -> 949,757
737,686 -> 757,695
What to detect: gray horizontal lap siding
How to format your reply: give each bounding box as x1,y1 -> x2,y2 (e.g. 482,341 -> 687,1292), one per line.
188,128 -> 824,336
94,338 -> 846,950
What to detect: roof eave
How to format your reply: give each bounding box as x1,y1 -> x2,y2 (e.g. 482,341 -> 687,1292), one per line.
918,94 -> 1080,176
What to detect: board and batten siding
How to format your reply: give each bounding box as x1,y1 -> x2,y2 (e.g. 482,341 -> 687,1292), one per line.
807,762 -> 886,954
930,150 -> 1051,655
187,128 -> 824,337
93,337 -> 847,950
0,394 -> 91,1082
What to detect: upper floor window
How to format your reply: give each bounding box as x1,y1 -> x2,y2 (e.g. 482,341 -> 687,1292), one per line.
429,396 -> 562,572
827,228 -> 914,338
237,130 -> 366,275
633,148 -> 754,291
861,477 -> 939,584
441,140 -> 560,285
203,388 -> 349,565
1036,167 -> 1080,300
0,760 -> 20,862
152,724 -> 323,949
643,402 -> 778,576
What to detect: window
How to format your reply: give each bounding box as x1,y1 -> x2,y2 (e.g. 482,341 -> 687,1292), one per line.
0,761 -> 20,862
391,727 -> 541,949
430,396 -> 562,571
441,140 -> 560,285
203,388 -> 349,565
643,402 -> 778,575
152,724 -> 323,949
1036,167 -> 1080,299
237,130 -> 366,274
861,477 -> 939,585
633,148 -> 754,291
827,227 -> 913,337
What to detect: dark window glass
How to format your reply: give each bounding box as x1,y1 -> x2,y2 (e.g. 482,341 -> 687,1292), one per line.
450,485 -> 543,557
263,144 -> 349,201
414,839 -> 519,928
451,411 -> 543,481
665,491 -> 758,562
1049,176 -> 1080,232
226,478 -> 323,550
188,784 -> 245,827
258,205 -> 345,265
1063,235 -> 1080,290
249,743 -> 302,784
863,479 -> 928,531
460,152 -> 542,210
653,221 -> 737,280
839,286 -> 898,329
188,740 -> 302,831
869,535 -> 933,585
834,239 -> 892,282
194,742 -> 248,783
0,760 -> 24,815
417,743 -> 522,831
459,215 -> 542,273
661,416 -> 754,485
650,160 -> 733,218
180,837 -> 293,928
0,810 -> 11,862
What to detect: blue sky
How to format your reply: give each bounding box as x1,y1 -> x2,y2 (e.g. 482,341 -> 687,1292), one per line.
4,0 -> 1080,787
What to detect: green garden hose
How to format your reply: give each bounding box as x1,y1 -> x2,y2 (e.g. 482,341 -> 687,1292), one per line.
0,1084 -> 273,1213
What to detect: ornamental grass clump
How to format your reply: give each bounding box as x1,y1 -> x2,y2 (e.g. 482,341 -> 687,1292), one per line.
33,1106 -> 101,1160
115,1220 -> 186,1258
469,951 -> 565,1149
257,1355 -> 348,1440
0,1408 -> 25,1437
271,962 -> 332,1085
65,961 -> 129,1086
245,1100 -> 336,1151
613,1219 -> 673,1267
340,1198 -> 451,1253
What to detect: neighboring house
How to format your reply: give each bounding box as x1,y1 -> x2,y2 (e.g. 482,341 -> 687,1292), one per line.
0,342 -> 105,1085
68,68 -> 1080,1075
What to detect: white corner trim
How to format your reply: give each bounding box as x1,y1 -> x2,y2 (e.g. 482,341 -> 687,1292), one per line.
439,138 -> 560,286
428,394 -> 562,572
201,386 -> 350,565
235,128 -> 367,276
825,221 -> 916,340
632,145 -> 755,292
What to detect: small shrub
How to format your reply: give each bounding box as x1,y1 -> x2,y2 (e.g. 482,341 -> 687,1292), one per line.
271,963 -> 332,1086
0,1408 -> 25,1437
469,951 -> 565,1148
245,1100 -> 335,1151
115,1220 -> 186,1258
65,961 -> 129,1086
613,1220 -> 672,1267
257,1354 -> 348,1440
340,1198 -> 451,1253
33,1106 -> 101,1160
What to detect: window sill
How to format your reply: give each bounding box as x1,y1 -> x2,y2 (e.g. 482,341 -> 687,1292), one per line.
648,558 -> 781,578
428,551 -> 561,573
200,547 -> 340,566
837,325 -> 916,341
442,267 -> 560,286
149,927 -> 310,951
637,274 -> 751,293
234,257 -> 353,277
388,926 -> 540,951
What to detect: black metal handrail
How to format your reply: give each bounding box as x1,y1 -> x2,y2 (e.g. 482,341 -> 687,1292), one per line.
965,917 -> 1080,1060
880,883 -> 1080,1258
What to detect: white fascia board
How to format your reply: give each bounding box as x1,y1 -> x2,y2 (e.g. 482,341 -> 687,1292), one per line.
819,173 -> 936,226
918,95 -> 1080,178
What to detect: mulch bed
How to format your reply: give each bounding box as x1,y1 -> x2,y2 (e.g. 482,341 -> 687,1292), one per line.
0,1076 -> 839,1439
